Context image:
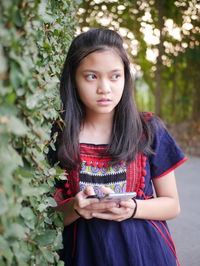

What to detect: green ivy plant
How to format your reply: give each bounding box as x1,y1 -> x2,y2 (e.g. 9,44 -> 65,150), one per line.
0,0 -> 78,265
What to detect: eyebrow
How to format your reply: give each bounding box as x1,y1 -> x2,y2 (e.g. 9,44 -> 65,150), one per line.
82,68 -> 123,73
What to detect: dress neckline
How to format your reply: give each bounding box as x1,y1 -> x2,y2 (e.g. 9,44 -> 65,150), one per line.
80,143 -> 108,147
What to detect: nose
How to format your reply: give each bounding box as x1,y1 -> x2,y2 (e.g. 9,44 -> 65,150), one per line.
97,78 -> 111,94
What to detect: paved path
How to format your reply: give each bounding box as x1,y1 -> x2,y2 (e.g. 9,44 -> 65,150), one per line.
168,156 -> 200,266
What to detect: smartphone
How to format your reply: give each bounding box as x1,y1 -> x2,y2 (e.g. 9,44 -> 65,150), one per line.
100,192 -> 137,202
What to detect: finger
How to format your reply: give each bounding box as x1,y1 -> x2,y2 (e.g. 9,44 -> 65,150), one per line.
92,206 -> 133,221
91,209 -> 126,221
78,198 -> 99,208
75,191 -> 98,208
119,199 -> 135,209
93,206 -> 126,215
84,186 -> 95,196
87,201 -> 117,210
109,206 -> 128,215
100,185 -> 114,194
92,212 -> 118,220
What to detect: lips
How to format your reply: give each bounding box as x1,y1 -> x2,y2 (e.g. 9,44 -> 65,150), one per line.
97,98 -> 112,106
97,98 -> 111,102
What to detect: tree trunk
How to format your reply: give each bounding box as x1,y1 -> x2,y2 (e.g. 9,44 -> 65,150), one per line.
155,0 -> 165,117
172,61 -> 177,121
192,78 -> 200,120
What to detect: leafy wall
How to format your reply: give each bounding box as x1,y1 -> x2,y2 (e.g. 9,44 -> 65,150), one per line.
0,1 -> 78,265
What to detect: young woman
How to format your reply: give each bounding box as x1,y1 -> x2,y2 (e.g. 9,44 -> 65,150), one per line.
48,28 -> 187,266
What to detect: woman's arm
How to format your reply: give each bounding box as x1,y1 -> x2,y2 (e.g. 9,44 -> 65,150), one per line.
92,171 -> 180,221
55,187 -> 117,226
54,199 -> 80,226
55,171 -> 180,224
134,171 -> 180,220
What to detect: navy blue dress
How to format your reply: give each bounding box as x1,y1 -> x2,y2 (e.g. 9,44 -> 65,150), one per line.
54,118 -> 187,266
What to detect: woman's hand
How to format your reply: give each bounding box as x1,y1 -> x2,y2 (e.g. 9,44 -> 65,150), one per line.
91,186 -> 137,222
73,186 -> 117,220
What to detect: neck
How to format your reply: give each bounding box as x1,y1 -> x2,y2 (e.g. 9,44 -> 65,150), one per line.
80,112 -> 114,144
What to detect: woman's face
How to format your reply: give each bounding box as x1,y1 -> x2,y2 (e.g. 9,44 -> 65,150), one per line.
75,49 -> 125,118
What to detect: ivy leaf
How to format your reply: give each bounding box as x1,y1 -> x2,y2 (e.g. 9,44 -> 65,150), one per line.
0,44 -> 8,74
44,197 -> 57,207
38,197 -> 57,211
12,241 -> 31,266
5,223 -> 26,239
48,168 -> 56,175
34,229 -> 57,246
0,236 -> 13,264
14,168 -> 33,178
20,207 -> 35,221
44,216 -> 52,225
10,61 -> 25,90
13,10 -> 23,27
26,94 -> 41,109
39,247 -> 55,263
8,116 -> 28,136
0,145 -> 23,177
57,261 -> 65,266
53,232 -> 63,250
0,192 -> 8,215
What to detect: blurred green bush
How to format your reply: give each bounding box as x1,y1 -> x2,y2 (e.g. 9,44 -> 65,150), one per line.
0,0 -> 78,265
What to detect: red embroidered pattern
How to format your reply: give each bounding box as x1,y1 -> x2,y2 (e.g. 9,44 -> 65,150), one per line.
126,152 -> 147,196
54,144 -> 148,204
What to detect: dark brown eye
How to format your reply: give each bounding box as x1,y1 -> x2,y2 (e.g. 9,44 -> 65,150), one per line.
86,74 -> 96,80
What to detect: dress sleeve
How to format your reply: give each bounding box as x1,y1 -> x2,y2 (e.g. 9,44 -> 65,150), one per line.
149,118 -> 187,180
54,177 -> 74,205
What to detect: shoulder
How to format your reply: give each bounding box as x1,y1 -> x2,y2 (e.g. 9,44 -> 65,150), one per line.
140,112 -> 180,154
141,111 -> 166,136
141,114 -> 187,179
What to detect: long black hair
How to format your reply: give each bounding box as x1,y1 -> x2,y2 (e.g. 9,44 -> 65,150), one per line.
57,28 -> 153,169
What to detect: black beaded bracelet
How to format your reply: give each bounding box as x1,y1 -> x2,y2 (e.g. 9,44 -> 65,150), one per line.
130,198 -> 137,218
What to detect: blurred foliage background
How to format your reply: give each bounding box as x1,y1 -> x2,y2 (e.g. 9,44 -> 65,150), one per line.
0,0 -> 199,265
77,0 -> 200,156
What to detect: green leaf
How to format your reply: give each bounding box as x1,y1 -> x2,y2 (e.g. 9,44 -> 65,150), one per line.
26,94 -> 41,109
20,207 -> 35,220
48,168 -> 56,175
0,260 -> 7,266
12,241 -> 31,266
8,116 -> 28,136
44,216 -> 52,225
0,145 -> 23,177
5,223 -> 26,239
44,197 -> 57,207
57,261 -> 65,266
38,196 -> 57,212
14,168 -> 33,178
0,44 -> 8,74
53,232 -> 63,250
21,186 -> 40,197
37,203 -> 46,212
10,61 -> 24,90
0,236 -> 13,264
39,247 -> 55,263
0,236 -> 9,249
0,192 -> 8,215
13,10 -> 23,27
5,92 -> 17,104
34,230 -> 57,246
